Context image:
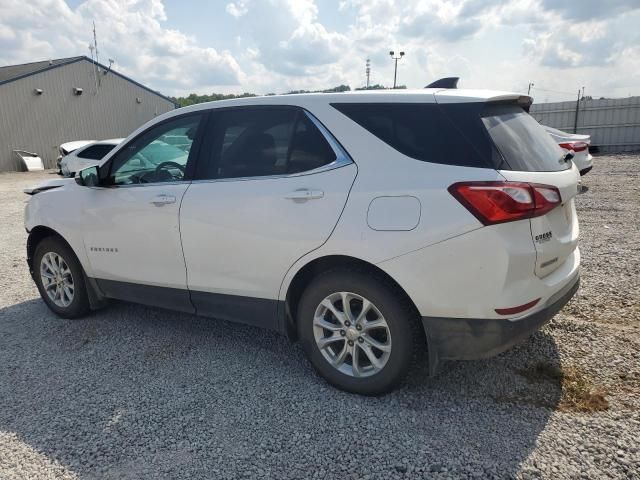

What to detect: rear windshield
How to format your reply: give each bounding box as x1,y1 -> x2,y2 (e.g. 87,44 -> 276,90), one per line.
482,105 -> 569,172
332,102 -> 568,172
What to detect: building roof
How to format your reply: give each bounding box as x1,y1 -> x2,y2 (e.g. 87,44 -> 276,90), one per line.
0,57 -> 84,83
0,56 -> 177,106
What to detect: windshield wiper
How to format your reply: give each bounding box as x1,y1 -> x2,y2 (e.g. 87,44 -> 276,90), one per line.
562,151 -> 574,163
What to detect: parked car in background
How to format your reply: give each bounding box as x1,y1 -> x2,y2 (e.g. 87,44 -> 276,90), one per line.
59,139 -> 123,177
56,140 -> 93,173
543,125 -> 593,175
24,88 -> 580,395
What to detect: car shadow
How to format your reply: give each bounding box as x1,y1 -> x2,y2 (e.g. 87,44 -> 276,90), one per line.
0,298 -> 562,479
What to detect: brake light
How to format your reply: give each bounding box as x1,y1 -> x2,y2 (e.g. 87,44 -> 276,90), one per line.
448,181 -> 562,225
559,141 -> 588,153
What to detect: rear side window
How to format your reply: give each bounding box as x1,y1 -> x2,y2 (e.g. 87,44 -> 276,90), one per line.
331,103 -> 491,168
77,144 -> 116,160
196,107 -> 336,180
482,105 -> 568,172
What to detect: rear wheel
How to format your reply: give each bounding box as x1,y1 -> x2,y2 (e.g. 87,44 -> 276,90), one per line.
298,269 -> 420,395
33,236 -> 90,319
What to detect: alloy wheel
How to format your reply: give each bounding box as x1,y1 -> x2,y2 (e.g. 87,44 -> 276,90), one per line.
40,252 -> 74,308
313,291 -> 391,377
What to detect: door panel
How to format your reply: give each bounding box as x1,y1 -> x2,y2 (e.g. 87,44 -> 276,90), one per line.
82,184 -> 191,298
180,164 -> 357,304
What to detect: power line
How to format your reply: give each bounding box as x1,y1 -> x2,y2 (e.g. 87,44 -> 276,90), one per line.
530,86 -> 577,96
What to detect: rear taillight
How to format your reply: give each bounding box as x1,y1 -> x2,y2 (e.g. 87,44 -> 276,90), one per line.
559,141 -> 588,153
448,181 -> 562,225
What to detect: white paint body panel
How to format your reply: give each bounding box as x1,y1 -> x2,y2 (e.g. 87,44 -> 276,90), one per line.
79,184 -> 189,288
367,196 -> 421,231
26,182 -> 189,289
25,88 -> 580,324
180,164 -> 357,298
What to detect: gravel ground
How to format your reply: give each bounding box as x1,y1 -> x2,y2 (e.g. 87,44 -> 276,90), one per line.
0,157 -> 638,480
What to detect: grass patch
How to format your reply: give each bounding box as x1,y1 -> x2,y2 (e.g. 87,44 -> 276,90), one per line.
560,366 -> 609,413
517,362 -> 609,413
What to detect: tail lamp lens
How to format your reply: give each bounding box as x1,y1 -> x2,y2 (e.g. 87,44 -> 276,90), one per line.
559,141 -> 588,152
448,181 -> 562,225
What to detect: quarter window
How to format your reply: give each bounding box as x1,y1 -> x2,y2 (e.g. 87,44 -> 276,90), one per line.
196,107 -> 336,180
108,114 -> 202,185
332,103 -> 492,169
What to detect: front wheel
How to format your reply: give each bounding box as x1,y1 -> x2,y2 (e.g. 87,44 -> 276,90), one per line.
33,236 -> 90,319
298,269 -> 421,395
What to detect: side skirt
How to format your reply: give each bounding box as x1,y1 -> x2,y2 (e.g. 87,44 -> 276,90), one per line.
92,278 -> 284,332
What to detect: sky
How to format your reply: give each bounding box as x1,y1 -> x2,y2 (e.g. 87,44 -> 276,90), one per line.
1,0 -> 639,101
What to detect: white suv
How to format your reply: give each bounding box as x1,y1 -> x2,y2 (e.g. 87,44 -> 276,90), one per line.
24,88 -> 580,394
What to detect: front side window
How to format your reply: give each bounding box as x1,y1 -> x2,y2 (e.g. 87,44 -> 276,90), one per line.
196,107 -> 336,180
108,114 -> 202,185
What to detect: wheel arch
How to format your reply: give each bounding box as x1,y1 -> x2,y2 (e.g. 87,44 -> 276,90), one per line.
26,226 -> 74,275
27,225 -> 107,310
283,254 -> 421,341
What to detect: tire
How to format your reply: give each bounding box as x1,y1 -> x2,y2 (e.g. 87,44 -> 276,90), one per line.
33,236 -> 90,319
297,268 -> 422,395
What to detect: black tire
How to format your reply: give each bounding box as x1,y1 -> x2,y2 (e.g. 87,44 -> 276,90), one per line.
33,236 -> 90,319
297,268 -> 422,395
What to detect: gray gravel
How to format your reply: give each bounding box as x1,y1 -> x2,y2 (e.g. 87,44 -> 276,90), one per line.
1,157 -> 639,480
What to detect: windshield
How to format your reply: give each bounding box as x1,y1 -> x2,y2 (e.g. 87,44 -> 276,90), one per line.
482,105 -> 569,172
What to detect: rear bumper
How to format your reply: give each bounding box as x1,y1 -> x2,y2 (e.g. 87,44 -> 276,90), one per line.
422,273 -> 579,367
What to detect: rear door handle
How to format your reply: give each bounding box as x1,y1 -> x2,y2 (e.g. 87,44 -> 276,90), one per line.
150,194 -> 176,206
285,189 -> 324,201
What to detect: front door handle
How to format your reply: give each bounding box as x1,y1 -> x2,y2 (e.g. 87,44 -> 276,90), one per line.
285,189 -> 324,201
150,194 -> 176,206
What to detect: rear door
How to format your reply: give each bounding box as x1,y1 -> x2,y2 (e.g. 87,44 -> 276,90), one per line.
179,106 -> 356,328
481,105 -> 580,278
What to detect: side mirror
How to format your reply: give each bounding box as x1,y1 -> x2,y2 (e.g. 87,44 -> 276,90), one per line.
76,165 -> 100,187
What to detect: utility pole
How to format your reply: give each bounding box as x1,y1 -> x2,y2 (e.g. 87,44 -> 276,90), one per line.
573,88 -> 581,134
527,82 -> 534,95
389,50 -> 405,89
92,21 -> 100,67
366,58 -> 371,88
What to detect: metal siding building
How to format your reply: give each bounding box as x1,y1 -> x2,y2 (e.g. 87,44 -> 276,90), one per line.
0,57 -> 176,171
530,96 -> 640,153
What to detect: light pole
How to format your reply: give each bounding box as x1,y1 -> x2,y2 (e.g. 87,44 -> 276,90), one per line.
366,58 -> 371,88
389,50 -> 404,89
527,82 -> 534,95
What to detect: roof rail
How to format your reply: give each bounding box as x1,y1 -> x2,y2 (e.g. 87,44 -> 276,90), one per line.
425,77 -> 459,89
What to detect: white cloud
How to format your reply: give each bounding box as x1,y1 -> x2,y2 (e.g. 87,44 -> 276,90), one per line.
226,2 -> 248,18
0,0 -> 639,98
0,0 -> 244,96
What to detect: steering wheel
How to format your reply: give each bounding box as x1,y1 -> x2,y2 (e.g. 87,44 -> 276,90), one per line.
155,161 -> 185,181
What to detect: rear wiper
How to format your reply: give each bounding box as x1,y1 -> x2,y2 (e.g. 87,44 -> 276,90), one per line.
562,151 -> 574,163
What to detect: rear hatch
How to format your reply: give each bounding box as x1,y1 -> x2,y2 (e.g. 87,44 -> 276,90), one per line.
481,104 -> 580,277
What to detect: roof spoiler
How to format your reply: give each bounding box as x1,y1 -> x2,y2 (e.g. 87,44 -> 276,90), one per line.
425,77 -> 459,89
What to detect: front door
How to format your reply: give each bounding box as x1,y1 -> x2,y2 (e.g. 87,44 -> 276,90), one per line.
179,106 -> 357,328
81,112 -> 205,312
